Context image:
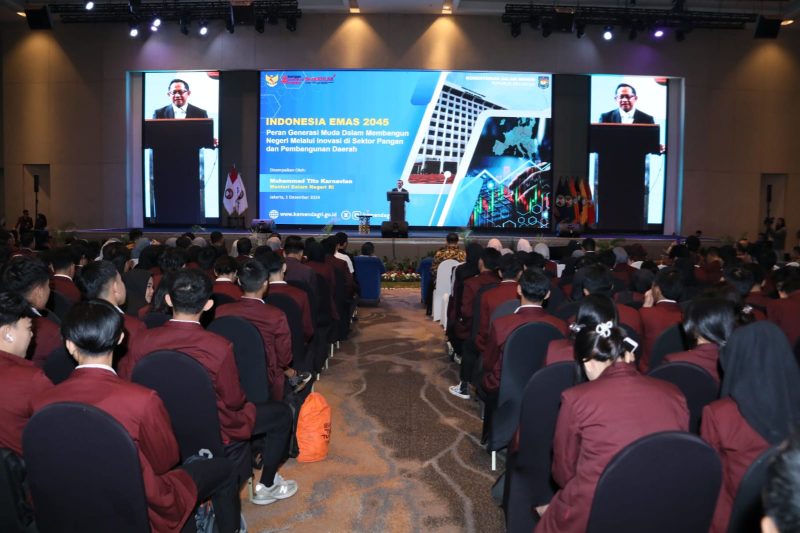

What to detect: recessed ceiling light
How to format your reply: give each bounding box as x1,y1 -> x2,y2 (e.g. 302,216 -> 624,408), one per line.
16,11 -> 26,17
780,19 -> 794,26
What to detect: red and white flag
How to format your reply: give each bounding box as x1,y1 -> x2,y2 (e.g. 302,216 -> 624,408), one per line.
223,166 -> 248,215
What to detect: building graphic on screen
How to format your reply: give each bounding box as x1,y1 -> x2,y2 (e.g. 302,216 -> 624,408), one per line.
410,81 -> 504,184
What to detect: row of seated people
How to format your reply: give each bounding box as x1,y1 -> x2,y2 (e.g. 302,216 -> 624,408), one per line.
0,230 -> 360,532
429,240 -> 800,532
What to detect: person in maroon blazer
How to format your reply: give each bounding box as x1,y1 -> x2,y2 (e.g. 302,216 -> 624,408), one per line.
475,253 -> 522,355
0,292 -> 52,455
1,256 -> 61,368
638,267 -> 684,371
477,268 -> 568,397
305,240 -> 340,322
283,236 -> 317,289
212,255 -> 243,300
323,236 -> 355,301
234,237 -> 253,265
536,323 -> 689,533
75,260 -> 146,365
47,246 -> 81,304
701,321 -> 800,533
120,269 -> 298,508
32,300 -> 231,533
216,260 -> 295,401
767,272 -> 800,348
263,252 -> 314,343
663,297 -> 736,384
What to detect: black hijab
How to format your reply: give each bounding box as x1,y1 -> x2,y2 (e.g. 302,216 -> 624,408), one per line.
720,321 -> 800,445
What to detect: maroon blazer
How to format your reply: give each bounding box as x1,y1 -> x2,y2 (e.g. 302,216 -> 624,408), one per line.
119,311 -> 147,361
481,306 -> 568,393
235,255 -> 252,265
638,300 -> 683,371
459,270 -> 500,339
120,320 -> 256,445
767,291 -> 800,348
284,256 -> 317,289
32,367 -> 197,532
216,298 -> 292,401
213,279 -> 243,300
476,281 -> 519,354
537,363 -> 689,533
545,338 -> 574,366
745,291 -> 773,312
28,314 -> 62,368
268,281 -> 314,341
326,255 -> 354,299
695,260 -> 723,285
307,260 -> 340,321
0,350 -> 53,455
701,398 -> 770,533
664,342 -> 721,383
617,303 -> 643,337
612,262 -> 636,285
50,275 -> 81,304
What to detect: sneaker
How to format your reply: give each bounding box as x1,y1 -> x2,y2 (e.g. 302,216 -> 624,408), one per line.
448,383 -> 470,400
288,372 -> 313,393
250,476 -> 298,506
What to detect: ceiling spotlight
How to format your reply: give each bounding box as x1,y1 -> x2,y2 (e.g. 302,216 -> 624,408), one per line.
603,26 -> 613,40
510,21 -> 521,38
129,23 -> 140,37
286,16 -> 297,32
780,19 -> 794,26
653,28 -> 665,38
199,21 -> 208,35
255,16 -> 265,33
575,21 -> 586,38
225,16 -> 234,33
542,21 -> 552,38
85,1 -> 94,10
152,17 -> 161,27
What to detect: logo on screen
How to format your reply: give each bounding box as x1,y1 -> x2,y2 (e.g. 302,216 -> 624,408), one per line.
340,210 -> 351,221
281,74 -> 304,86
538,76 -> 550,89
269,209 -> 279,220
265,74 -> 279,88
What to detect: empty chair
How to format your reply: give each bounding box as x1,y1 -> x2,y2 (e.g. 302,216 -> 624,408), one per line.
726,446 -> 779,533
417,256 -> 433,305
649,362 -> 719,433
208,316 -> 270,405
432,258 -> 460,322
354,255 -> 385,306
504,362 -> 578,533
487,323 -> 565,456
42,346 -> 76,385
23,403 -> 150,533
586,431 -> 722,533
648,323 -> 688,370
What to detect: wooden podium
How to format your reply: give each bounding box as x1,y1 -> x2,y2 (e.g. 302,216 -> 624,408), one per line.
589,123 -> 660,232
382,191 -> 409,238
144,119 -> 215,225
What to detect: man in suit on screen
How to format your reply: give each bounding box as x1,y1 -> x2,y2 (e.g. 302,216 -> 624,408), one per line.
599,83 -> 655,124
153,79 -> 208,119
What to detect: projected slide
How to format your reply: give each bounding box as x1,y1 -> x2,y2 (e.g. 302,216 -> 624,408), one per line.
259,70 -> 552,228
586,75 -> 667,230
143,71 -> 220,221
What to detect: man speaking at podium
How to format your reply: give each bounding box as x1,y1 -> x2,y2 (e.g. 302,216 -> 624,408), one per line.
153,79 -> 208,119
392,179 -> 409,194
599,83 -> 654,125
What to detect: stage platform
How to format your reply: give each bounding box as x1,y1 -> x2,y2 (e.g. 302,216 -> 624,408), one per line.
74,226 -> 715,263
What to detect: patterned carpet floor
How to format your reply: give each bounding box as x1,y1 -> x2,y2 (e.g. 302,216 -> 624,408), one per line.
242,288 -> 505,532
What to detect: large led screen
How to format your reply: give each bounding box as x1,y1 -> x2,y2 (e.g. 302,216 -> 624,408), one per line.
259,70 -> 552,228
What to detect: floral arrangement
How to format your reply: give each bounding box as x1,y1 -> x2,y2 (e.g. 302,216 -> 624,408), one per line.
381,271 -> 422,282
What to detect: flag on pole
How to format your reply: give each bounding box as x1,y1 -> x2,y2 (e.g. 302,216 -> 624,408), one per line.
223,165 -> 248,215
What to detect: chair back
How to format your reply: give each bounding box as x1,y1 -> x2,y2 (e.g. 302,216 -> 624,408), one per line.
586,431 -> 722,533
264,293 -> 309,372
726,446 -> 779,533
121,269 -> 152,317
43,346 -> 76,385
545,283 -> 568,312
23,403 -> 150,533
131,350 -> 224,460
649,323 -> 688,369
505,362 -> 578,533
470,282 -> 500,340
1,448 -> 35,533
49,291 -> 73,322
354,255 -> 384,305
313,272 -> 333,326
648,362 -> 719,433
142,311 -> 170,329
432,259 -> 460,321
208,316 -> 270,404
553,300 -> 578,321
489,322 -> 565,451
286,279 -> 317,325
489,299 -> 518,326
417,256 -> 433,303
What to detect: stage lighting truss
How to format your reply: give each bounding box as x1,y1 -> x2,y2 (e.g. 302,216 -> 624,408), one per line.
502,3 -> 757,38
47,1 -> 302,32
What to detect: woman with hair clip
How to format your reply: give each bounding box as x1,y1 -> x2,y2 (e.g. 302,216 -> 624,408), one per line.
535,321 -> 689,533
544,294 -> 637,366
701,321 -> 800,533
663,297 -> 736,383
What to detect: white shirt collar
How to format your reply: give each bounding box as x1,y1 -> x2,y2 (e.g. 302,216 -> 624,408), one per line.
53,274 -> 73,281
269,280 -> 287,285
215,277 -> 235,283
620,108 -> 636,124
172,104 -> 187,118
656,299 -> 677,304
31,307 -> 42,317
76,363 -> 117,374
514,304 -> 542,313
169,319 -> 200,325
242,296 -> 264,303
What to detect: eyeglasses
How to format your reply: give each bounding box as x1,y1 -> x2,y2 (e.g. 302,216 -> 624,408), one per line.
615,94 -> 636,100
169,90 -> 188,96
